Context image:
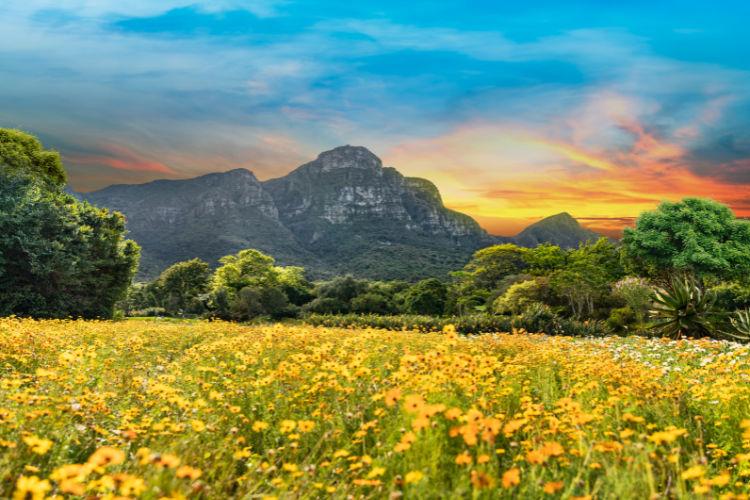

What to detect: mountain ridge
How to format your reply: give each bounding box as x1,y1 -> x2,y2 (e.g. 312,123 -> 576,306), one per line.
76,145 -> 606,280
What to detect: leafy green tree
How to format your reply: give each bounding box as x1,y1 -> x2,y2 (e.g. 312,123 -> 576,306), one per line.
351,292 -> 393,314
493,278 -> 549,315
0,170 -> 140,318
404,278 -> 447,315
460,244 -> 528,292
211,249 -> 280,299
208,248 -> 306,320
622,197 -> 750,282
548,238 -> 623,318
158,258 -> 209,316
523,243 -> 567,275
0,128 -> 66,184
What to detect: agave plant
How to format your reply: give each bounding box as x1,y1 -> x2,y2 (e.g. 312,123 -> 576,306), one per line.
650,276 -> 717,339
727,309 -> 750,341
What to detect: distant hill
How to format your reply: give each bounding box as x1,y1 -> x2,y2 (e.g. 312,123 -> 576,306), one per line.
76,145 -> 607,280
502,212 -> 604,249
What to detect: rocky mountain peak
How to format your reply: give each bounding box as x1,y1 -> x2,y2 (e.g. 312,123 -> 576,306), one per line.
315,145 -> 383,172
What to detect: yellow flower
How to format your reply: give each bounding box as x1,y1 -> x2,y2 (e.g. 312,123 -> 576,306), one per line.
298,420 -> 315,432
252,420 -> 270,432
13,475 -> 51,500
404,471 -> 423,484
681,465 -> 706,480
155,454 -> 181,468
191,420 -> 206,432
367,467 -> 386,478
455,452 -> 472,466
280,420 -> 296,433
543,481 -> 564,494
501,468 -> 520,488
444,408 -> 463,420
176,465 -> 203,479
403,394 -> 425,413
23,435 -> 53,455
384,388 -> 402,407
88,446 -> 126,467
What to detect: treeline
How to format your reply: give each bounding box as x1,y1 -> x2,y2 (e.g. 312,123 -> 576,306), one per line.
5,127 -> 750,339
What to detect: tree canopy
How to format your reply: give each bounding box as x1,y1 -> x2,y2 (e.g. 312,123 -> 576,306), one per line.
0,128 -> 66,184
0,170 -> 140,318
622,197 -> 750,281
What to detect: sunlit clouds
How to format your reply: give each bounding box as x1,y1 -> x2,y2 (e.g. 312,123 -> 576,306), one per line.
1,2 -> 750,235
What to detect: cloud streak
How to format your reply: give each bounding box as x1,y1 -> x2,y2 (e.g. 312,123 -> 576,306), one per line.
0,2 -> 749,234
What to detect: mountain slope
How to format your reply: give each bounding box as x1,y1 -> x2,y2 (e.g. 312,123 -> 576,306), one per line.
263,146 -> 495,278
78,146 -> 606,280
81,168 -> 320,278
505,212 -> 604,249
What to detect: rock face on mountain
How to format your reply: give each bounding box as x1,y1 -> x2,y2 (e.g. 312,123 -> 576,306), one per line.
262,146 -> 494,278
503,212 -> 604,250
82,168 -> 319,279
78,145 -> 606,280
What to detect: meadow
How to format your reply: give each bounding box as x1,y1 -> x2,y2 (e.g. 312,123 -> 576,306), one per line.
2,318 -> 750,499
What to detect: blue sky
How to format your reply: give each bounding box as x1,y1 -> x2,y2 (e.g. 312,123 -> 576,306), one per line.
1,1 -> 749,235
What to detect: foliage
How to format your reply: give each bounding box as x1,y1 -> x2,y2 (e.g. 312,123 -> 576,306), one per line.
459,244 -> 528,292
605,307 -> 637,333
547,238 -> 623,318
622,197 -> 750,282
650,276 -> 718,339
207,249 -> 310,320
711,281 -> 750,312
157,258 -> 210,316
729,309 -> 750,340
522,242 -> 567,275
0,170 -> 139,318
403,278 -> 447,315
612,277 -> 652,327
4,318 -> 750,498
0,128 -> 66,185
493,278 -> 548,315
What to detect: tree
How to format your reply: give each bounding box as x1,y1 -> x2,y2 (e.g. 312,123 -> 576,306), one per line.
0,128 -> 66,184
548,238 -> 623,318
208,248 -> 306,320
211,249 -> 279,299
622,198 -> 750,282
0,170 -> 140,318
158,258 -> 209,316
523,243 -> 567,275
404,278 -> 447,315
459,244 -> 528,292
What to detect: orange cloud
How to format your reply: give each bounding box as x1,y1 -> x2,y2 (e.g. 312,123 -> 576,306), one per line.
64,143 -> 178,175
384,95 -> 750,236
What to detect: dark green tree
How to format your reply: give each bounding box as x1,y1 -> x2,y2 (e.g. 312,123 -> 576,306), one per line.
622,198 -> 750,282
0,170 -> 139,318
158,258 -> 210,316
459,244 -> 528,292
404,278 -> 448,315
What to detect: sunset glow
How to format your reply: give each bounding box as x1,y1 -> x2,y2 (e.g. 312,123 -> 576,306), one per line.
2,2 -> 750,236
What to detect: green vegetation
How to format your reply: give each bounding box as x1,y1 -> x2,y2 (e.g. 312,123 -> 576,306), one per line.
5,129 -> 750,342
0,129 -> 139,319
621,197 -> 750,282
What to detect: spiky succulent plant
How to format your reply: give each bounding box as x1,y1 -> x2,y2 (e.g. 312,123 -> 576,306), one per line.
650,276 -> 717,339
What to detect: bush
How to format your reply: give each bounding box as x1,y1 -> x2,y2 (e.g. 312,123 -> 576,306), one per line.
131,307 -> 167,317
605,307 -> 637,333
493,278 -> 548,314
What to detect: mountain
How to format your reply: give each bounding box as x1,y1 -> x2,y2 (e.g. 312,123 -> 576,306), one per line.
81,168 -> 321,279
504,212 -> 604,249
77,145 -> 606,281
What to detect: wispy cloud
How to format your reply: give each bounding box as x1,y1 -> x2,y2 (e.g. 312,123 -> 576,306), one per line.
0,2 -> 749,234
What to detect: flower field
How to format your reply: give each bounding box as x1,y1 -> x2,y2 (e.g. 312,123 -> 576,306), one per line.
2,319 -> 750,499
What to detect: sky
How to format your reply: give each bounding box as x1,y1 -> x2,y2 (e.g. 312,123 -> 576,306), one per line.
2,1 -> 750,237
